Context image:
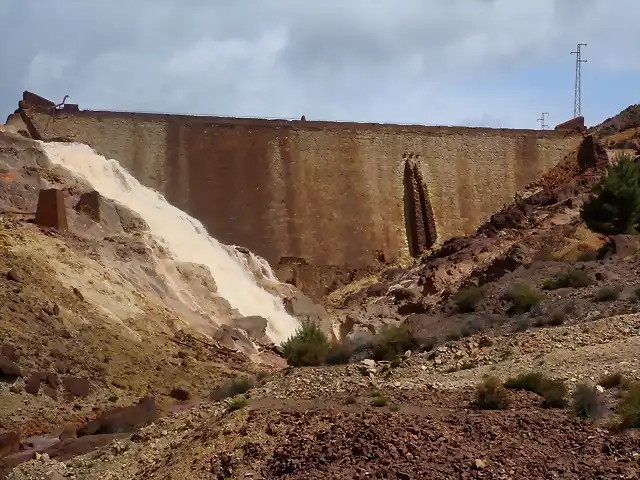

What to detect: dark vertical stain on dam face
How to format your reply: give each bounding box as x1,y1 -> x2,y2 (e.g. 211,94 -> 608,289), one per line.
403,160 -> 437,257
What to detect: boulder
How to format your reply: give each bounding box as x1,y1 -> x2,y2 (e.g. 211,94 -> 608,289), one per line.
233,315 -> 268,341
0,355 -> 21,381
76,396 -> 158,437
0,431 -> 19,458
62,376 -> 90,399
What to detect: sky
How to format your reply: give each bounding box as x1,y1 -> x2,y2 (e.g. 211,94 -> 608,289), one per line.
1,0 -> 639,129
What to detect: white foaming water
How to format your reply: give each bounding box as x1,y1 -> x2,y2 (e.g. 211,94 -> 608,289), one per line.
41,141 -> 299,344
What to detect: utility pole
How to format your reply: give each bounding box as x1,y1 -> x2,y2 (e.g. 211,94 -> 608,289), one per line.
571,43 -> 587,118
537,112 -> 549,130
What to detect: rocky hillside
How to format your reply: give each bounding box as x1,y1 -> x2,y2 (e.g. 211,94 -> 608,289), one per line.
4,105 -> 640,479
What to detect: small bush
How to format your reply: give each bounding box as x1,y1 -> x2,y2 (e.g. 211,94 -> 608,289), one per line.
572,383 -> 607,419
618,381 -> 640,429
504,372 -> 546,393
460,318 -> 484,337
454,286 -> 485,313
371,394 -> 389,407
326,342 -> 353,365
389,405 -> 400,412
281,321 -> 330,366
541,379 -> 568,409
475,376 -> 510,410
210,376 -> 255,402
593,286 -> 620,302
504,284 -> 541,314
445,329 -> 462,342
504,372 -> 567,407
372,325 -> 418,361
599,372 -> 624,390
542,269 -> 592,290
227,396 -> 248,411
536,309 -> 565,327
514,316 -> 532,332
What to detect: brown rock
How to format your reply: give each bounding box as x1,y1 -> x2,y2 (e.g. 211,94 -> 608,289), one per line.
74,190 -> 102,222
34,188 -> 68,231
0,344 -> 18,362
59,426 -> 77,441
63,376 -> 90,399
0,431 -> 20,459
0,355 -> 21,381
24,372 -> 46,395
5,268 -> 21,283
76,396 -> 158,437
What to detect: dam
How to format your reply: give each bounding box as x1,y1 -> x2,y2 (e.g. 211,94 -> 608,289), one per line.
10,91 -> 583,298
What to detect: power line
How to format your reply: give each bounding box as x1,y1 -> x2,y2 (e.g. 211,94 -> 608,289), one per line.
537,112 -> 549,130
571,43 -> 587,118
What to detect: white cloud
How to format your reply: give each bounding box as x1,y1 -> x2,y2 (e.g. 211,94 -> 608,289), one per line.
1,0 -> 639,127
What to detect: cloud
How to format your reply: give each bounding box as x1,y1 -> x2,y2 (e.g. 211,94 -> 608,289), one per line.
1,0 -> 639,128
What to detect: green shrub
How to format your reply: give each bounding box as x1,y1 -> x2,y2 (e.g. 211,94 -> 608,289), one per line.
503,284 -> 541,314
504,372 -> 567,407
209,376 -> 255,402
618,381 -> 640,429
572,383 -> 607,419
581,152 -> 640,235
372,325 -> 418,361
541,379 -> 568,408
281,321 -> 330,366
227,396 -> 248,411
504,372 -> 546,393
326,342 -> 353,365
542,269 -> 592,290
454,286 -> 485,313
475,376 -> 510,410
371,394 -> 389,407
593,286 -> 620,302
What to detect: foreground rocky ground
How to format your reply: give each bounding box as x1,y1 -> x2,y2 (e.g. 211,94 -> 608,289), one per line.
3,105 -> 640,478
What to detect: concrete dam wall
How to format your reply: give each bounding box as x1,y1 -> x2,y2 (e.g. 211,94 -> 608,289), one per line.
16,92 -> 582,297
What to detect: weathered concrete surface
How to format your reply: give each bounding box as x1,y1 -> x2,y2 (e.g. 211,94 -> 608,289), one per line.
20,94 -> 582,278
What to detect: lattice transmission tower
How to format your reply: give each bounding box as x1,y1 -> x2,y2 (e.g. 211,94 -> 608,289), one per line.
571,43 -> 587,118
537,112 -> 549,130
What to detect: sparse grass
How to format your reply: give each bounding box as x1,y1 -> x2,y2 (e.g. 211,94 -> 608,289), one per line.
371,394 -> 389,407
210,376 -> 255,402
542,269 -> 592,290
593,286 -> 621,302
372,325 -> 418,361
572,383 -> 607,419
475,376 -> 510,410
227,396 -> 248,411
454,286 -> 485,313
389,405 -> 400,412
618,381 -> 640,429
460,362 -> 474,370
504,284 -> 542,314
599,372 -> 625,390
